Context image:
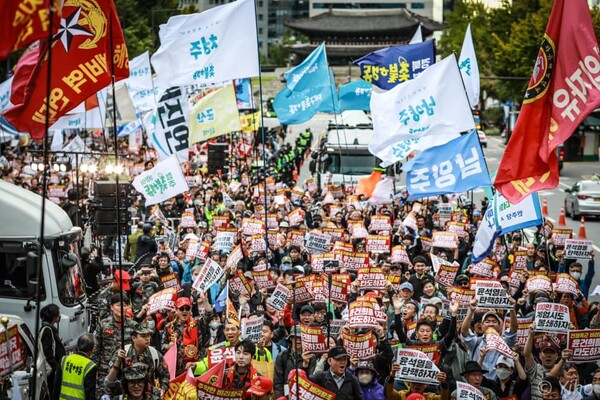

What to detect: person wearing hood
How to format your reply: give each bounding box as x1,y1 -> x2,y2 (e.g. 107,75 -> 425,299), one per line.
354,361 -> 384,400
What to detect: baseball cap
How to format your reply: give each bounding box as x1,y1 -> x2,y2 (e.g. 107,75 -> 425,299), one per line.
247,376 -> 273,396
496,355 -> 515,369
110,293 -> 129,305
456,274 -> 470,283
406,394 -> 426,400
300,305 -> 314,314
400,282 -> 414,292
133,323 -> 152,335
356,361 -> 376,373
482,311 -> 501,324
328,346 -> 349,360
244,271 -> 254,280
287,325 -> 302,338
282,256 -> 292,264
123,362 -> 148,381
279,221 -> 290,228
175,297 -> 192,309
539,340 -> 560,353
114,269 -> 131,291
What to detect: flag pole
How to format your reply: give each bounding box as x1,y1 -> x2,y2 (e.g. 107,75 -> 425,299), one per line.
250,4 -> 270,252
32,4 -> 57,398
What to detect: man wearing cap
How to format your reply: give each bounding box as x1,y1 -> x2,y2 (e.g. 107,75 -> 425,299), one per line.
273,325 -> 312,399
450,361 -> 498,400
54,333 -> 96,400
460,297 -> 518,381
104,323 -> 169,398
95,269 -> 132,321
92,294 -> 136,391
130,265 -> 159,314
355,361 -> 384,400
115,362 -> 152,400
247,376 -> 273,400
299,305 -> 317,327
280,256 -> 293,272
162,296 -> 213,376
524,322 -> 562,400
309,346 -> 362,400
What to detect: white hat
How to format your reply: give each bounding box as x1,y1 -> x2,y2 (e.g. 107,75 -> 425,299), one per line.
496,355 -> 514,369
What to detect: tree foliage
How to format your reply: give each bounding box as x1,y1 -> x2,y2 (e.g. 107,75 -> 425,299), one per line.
438,0 -> 600,104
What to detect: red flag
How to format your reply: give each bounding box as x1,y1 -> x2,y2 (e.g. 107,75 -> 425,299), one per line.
163,338 -> 178,380
494,0 -> 600,204
3,0 -> 129,140
196,360 -> 225,387
355,169 -> 382,198
0,0 -> 61,60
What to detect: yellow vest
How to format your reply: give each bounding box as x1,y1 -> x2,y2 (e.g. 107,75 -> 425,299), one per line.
59,353 -> 95,400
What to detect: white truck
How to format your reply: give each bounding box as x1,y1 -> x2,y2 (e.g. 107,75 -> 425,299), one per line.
0,180 -> 89,397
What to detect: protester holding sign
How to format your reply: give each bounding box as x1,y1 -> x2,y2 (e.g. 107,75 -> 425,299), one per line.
387,362 -> 449,400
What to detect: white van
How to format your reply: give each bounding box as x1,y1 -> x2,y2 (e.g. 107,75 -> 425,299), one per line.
0,180 -> 88,352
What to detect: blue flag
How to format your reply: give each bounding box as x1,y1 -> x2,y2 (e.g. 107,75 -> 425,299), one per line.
274,84 -> 338,125
214,284 -> 228,313
354,41 -> 435,90
403,131 -> 491,201
339,80 -> 371,111
472,203 -> 501,263
284,43 -> 329,92
234,78 -> 254,110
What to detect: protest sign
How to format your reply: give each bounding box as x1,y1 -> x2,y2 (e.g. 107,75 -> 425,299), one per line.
526,275 -> 552,294
325,320 -> 346,340
341,331 -> 377,360
160,273 -> 181,291
180,209 -> 196,228
0,324 -> 26,379
285,281 -> 315,304
555,273 -> 579,296
229,273 -> 252,298
289,372 -> 336,400
357,267 -> 387,290
405,343 -> 440,364
225,245 -> 243,272
148,288 -> 177,315
470,258 -> 500,278
512,250 -> 528,271
289,230 -> 306,247
348,299 -> 380,329
565,239 -> 593,259
241,315 -> 264,343
195,241 -> 210,261
403,213 -> 418,231
192,258 -> 225,292
252,270 -> 276,290
350,222 -> 369,239
196,382 -> 243,400
208,345 -> 236,368
567,329 -> 600,363
301,325 -> 328,354
535,302 -> 570,333
449,287 -> 476,304
214,229 -> 236,252
391,245 -> 412,265
365,235 -> 391,253
542,219 -> 554,239
242,218 -> 265,236
322,227 -> 345,242
185,239 -> 199,261
288,208 -> 305,227
251,234 -> 267,253
434,259 -> 459,287
432,232 -> 458,249
456,382 -> 486,400
504,317 -> 533,347
551,228 -> 573,246
266,214 -> 278,229
310,253 -> 336,273
337,251 -> 369,271
395,348 -> 440,385
484,328 -> 513,358
267,284 -> 290,311
448,221 -> 466,237
333,241 -> 353,254
507,269 -> 523,290
420,236 -> 432,252
387,275 -> 402,293
369,215 -> 392,232
329,275 -> 349,303
474,279 -> 511,309
438,203 -> 453,217
305,231 -> 331,254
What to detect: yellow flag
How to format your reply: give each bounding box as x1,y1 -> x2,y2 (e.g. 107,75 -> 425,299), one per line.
227,299 -> 240,327
240,111 -> 261,133
189,84 -> 241,144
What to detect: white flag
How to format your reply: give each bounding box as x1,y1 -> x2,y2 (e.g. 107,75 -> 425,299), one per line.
369,54 -> 475,167
369,177 -> 394,205
0,77 -> 14,112
124,51 -> 157,112
472,203 -> 500,263
151,0 -> 259,88
132,154 -> 189,206
409,24 -> 422,44
459,24 -> 480,108
149,86 -> 190,162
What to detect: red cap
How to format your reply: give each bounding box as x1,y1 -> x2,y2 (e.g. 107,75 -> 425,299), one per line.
539,340 -> 560,353
175,297 -> 192,309
407,394 -> 426,400
247,376 -> 273,396
114,270 -> 131,291
364,290 -> 381,299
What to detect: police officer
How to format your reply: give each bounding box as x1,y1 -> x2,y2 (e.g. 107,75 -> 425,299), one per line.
93,294 -> 136,397
54,333 -> 97,400
104,324 -> 169,398
95,270 -> 131,321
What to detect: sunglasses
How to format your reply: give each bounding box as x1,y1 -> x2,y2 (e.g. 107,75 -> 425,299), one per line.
129,379 -> 145,386
178,306 -> 191,311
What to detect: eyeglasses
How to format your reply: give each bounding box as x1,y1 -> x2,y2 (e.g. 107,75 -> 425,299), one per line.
178,306 -> 191,311
129,379 -> 145,387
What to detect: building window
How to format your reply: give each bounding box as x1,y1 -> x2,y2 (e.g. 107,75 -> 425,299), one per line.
411,2 -> 425,8
259,27 -> 263,34
258,0 -> 263,6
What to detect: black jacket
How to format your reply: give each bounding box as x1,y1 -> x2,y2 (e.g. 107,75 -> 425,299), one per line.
309,370 -> 363,400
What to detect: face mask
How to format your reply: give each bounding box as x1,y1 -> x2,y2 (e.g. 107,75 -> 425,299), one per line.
570,271 -> 581,280
593,384 -> 600,396
147,321 -> 155,331
358,374 -> 372,385
209,321 -> 221,330
496,368 -> 512,380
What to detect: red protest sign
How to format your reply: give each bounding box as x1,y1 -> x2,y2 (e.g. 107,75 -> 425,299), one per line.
526,275 -> 552,293
512,250 -> 528,271
551,228 -> 573,246
555,273 -> 579,296
470,258 -> 500,278
252,270 -> 276,290
229,273 -> 252,298
225,245 -> 243,272
341,331 -> 377,360
484,328 -> 513,358
289,372 -> 336,400
285,280 -> 315,304
435,260 -> 459,287
301,325 -> 328,354
348,299 -> 380,329
289,229 -> 305,247
567,329 -> 600,363
208,345 -> 236,368
160,273 -> 181,291
365,235 -> 391,254
337,251 -> 369,271
504,317 -> 533,347
0,325 -> 26,379
357,267 -> 387,290
148,288 -> 178,315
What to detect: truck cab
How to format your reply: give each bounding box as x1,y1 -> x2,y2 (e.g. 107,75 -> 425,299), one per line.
0,180 -> 88,352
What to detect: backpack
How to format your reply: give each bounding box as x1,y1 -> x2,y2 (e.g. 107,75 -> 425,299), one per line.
124,344 -> 160,371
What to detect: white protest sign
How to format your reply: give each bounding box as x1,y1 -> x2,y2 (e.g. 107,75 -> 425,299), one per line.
305,231 -> 331,254
241,315 -> 264,343
565,239 -> 593,259
147,288 -> 177,315
456,382 -> 486,400
474,280 -> 511,309
214,230 -> 236,252
535,302 -> 570,334
131,154 -> 189,206
555,273 -> 579,296
432,232 -> 458,249
267,284 -> 290,311
192,258 -> 225,292
484,328 -> 513,358
395,348 -> 440,385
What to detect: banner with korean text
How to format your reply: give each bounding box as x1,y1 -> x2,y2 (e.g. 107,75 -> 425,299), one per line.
132,154 -> 189,206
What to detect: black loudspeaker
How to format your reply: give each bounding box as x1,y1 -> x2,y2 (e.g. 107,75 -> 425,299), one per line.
207,143 -> 228,175
92,181 -> 132,237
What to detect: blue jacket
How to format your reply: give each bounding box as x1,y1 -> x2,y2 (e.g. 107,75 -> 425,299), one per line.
360,380 -> 385,400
